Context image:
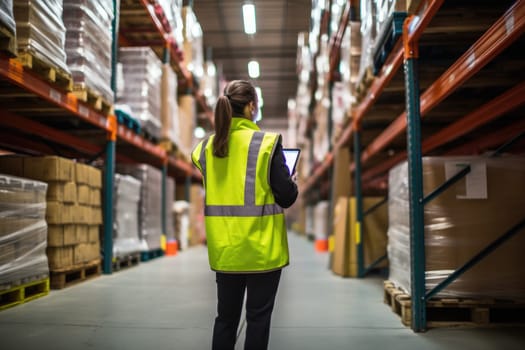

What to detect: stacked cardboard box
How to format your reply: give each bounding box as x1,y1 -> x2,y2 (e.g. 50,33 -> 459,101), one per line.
388,157 -> 525,299
0,174 -> 48,289
0,156 -> 102,271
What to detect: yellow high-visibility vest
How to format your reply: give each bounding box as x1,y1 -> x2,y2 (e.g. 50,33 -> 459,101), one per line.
192,117 -> 289,272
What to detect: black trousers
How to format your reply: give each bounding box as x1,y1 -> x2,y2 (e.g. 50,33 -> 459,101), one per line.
212,269 -> 282,350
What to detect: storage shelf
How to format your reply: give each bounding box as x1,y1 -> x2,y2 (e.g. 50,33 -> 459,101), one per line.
302,0 -> 525,194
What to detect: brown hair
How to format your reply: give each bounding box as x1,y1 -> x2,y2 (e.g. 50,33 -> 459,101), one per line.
213,80 -> 258,157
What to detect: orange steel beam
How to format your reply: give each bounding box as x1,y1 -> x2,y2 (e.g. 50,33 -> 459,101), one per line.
328,2 -> 351,80
0,58 -> 110,131
0,110 -> 102,156
116,123 -> 166,160
361,1 -> 525,164
360,81 -> 525,182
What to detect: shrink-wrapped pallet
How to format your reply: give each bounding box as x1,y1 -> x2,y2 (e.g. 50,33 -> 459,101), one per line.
388,157 -> 525,299
118,47 -> 163,140
13,0 -> 69,72
0,174 -> 49,289
0,0 -> 16,35
116,164 -> 162,251
63,0 -> 114,103
357,0 -> 377,88
113,174 -> 143,257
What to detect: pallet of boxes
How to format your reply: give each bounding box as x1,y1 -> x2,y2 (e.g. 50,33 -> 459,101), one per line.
0,156 -> 102,290
0,174 -> 49,310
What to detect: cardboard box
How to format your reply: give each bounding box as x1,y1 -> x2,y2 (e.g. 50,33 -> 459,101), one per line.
0,218 -> 41,236
76,225 -> 89,243
47,225 -> 77,247
47,181 -> 77,203
88,225 -> 99,243
46,202 -> 73,224
75,163 -> 91,185
24,156 -> 74,182
77,185 -> 91,205
91,207 -> 103,225
73,241 -> 100,265
90,188 -> 101,207
47,246 -> 74,270
72,205 -> 91,224
89,167 -> 102,189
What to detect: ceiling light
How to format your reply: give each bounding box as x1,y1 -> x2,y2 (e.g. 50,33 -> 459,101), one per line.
248,60 -> 260,78
242,3 -> 256,34
194,126 -> 206,139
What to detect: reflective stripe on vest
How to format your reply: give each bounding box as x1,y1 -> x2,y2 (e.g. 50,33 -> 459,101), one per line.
199,132 -> 283,217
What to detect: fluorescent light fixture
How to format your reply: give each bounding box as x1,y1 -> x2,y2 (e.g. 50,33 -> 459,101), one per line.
248,60 -> 260,78
243,3 -> 256,34
194,126 -> 206,139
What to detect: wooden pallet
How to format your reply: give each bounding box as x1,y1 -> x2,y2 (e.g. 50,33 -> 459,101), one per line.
140,248 -> 164,262
0,24 -> 16,57
0,277 -> 50,311
15,51 -> 73,91
112,252 -> 141,271
72,84 -> 113,116
384,281 -> 525,328
159,139 -> 179,154
355,66 -> 375,102
50,259 -> 101,290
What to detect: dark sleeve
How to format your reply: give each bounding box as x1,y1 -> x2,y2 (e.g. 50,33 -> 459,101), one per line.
269,142 -> 298,209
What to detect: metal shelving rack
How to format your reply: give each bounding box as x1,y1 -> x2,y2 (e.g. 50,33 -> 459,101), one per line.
300,0 -> 525,331
0,1 -> 206,275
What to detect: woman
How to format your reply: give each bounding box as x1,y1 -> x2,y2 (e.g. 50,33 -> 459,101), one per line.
192,80 -> 298,350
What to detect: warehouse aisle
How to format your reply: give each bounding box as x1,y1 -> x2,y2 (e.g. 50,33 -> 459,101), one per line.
1,233 -> 524,350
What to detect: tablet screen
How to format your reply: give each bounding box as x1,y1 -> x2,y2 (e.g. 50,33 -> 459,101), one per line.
282,148 -> 301,175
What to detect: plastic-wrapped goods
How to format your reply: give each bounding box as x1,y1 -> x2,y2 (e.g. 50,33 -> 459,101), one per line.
118,47 -> 163,140
0,174 -> 48,288
63,0 -> 114,103
173,200 -> 189,250
13,0 -> 69,73
161,64 -> 180,145
0,0 -> 16,35
375,0 -> 406,40
388,157 -> 525,299
200,60 -> 217,106
116,164 -> 162,251
313,201 -> 330,242
357,0 -> 377,85
113,174 -> 143,257
165,177 -> 175,241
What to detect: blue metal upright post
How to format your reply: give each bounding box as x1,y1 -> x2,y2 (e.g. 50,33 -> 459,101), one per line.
102,0 -> 120,274
403,17 -> 426,332
353,125 -> 364,278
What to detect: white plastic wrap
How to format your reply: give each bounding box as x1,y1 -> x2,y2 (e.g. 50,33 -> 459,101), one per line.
13,0 -> 69,73
113,174 -> 143,257
0,0 -> 16,34
357,0 -> 376,84
174,200 -> 189,250
388,157 -> 525,299
118,47 -> 163,140
161,64 -> 180,145
0,174 -> 48,289
116,164 -> 162,251
63,0 -> 114,103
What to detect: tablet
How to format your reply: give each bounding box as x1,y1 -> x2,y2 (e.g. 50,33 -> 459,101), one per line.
282,148 -> 301,175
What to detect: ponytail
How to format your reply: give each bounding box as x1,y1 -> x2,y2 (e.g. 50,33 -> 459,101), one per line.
213,95 -> 232,157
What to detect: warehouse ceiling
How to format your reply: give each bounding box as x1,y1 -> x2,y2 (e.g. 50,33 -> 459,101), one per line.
193,0 -> 312,129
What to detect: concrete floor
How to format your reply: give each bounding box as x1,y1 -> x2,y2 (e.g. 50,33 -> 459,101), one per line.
1,233 -> 524,350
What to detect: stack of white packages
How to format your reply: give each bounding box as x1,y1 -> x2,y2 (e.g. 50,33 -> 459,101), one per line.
113,174 -> 143,257
0,174 -> 48,289
118,47 -> 163,140
13,0 -> 69,72
116,164 -> 162,252
63,0 -> 114,103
